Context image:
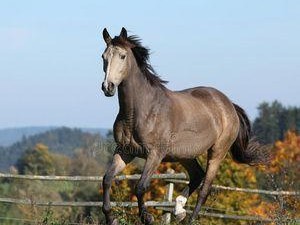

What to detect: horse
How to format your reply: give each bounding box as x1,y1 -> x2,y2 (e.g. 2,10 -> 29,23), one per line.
100,27 -> 269,225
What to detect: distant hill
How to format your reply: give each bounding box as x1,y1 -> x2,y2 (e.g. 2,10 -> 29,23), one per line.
0,126 -> 109,147
0,127 -> 111,172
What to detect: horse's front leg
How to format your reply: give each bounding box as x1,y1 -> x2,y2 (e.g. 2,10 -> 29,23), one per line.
136,152 -> 163,225
102,153 -> 134,225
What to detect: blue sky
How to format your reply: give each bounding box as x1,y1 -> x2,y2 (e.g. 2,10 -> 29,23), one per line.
0,1 -> 299,128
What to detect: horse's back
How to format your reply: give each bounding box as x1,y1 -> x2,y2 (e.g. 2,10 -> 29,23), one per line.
178,86 -> 230,103
172,86 -> 236,117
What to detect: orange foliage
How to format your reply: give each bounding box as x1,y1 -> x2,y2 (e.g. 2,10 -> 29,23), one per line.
251,131 -> 300,221
268,131 -> 300,173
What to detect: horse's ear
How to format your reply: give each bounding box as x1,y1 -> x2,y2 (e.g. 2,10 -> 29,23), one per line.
103,28 -> 112,45
120,27 -> 127,39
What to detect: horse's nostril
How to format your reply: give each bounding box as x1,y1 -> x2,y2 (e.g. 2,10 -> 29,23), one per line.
102,82 -> 115,96
108,82 -> 115,91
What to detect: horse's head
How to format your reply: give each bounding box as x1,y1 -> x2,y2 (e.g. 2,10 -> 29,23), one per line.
101,27 -> 133,97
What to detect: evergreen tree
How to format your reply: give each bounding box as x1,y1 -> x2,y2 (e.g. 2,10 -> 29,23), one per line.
253,101 -> 300,143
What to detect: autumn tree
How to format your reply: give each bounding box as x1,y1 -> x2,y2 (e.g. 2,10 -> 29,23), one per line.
254,131 -> 300,222
16,143 -> 55,175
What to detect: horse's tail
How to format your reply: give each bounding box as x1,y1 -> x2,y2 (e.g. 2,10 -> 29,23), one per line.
230,103 -> 270,165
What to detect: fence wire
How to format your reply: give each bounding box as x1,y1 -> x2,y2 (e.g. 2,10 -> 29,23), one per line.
0,172 -> 299,223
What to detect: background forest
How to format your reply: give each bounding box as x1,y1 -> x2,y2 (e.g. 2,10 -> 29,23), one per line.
0,101 -> 299,225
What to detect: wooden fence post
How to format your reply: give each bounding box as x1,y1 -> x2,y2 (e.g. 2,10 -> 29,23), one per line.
162,169 -> 174,224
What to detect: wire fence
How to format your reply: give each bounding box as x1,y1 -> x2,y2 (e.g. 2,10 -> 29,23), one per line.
0,172 -> 299,224
1,172 -> 299,196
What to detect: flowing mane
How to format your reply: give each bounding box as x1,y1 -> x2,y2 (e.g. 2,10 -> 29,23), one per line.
111,35 -> 168,88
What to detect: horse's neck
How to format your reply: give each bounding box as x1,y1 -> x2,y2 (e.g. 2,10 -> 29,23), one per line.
117,70 -> 164,123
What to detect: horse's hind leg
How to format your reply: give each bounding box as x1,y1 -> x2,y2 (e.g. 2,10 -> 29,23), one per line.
180,159 -> 205,197
189,146 -> 228,223
102,153 -> 134,225
174,159 -> 205,221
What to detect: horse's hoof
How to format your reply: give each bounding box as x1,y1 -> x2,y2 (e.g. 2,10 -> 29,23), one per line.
174,195 -> 187,222
175,211 -> 187,222
141,212 -> 154,225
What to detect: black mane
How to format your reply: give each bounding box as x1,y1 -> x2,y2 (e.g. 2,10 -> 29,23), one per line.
112,35 -> 168,88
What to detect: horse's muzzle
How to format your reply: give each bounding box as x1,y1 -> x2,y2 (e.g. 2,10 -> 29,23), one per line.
102,82 -> 116,97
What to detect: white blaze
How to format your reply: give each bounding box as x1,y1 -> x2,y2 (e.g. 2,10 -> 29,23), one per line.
103,47 -> 113,89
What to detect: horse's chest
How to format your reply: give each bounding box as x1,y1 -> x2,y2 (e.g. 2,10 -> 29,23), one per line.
113,120 -> 150,157
114,127 -> 138,147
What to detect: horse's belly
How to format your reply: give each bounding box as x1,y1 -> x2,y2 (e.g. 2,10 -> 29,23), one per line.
166,130 -> 216,159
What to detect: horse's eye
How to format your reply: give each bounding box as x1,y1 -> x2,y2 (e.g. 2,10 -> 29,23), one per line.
120,54 -> 126,60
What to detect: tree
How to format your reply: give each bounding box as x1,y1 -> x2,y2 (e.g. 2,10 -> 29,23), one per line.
253,131 -> 300,222
253,101 -> 300,144
70,148 -> 104,176
16,143 -> 55,175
